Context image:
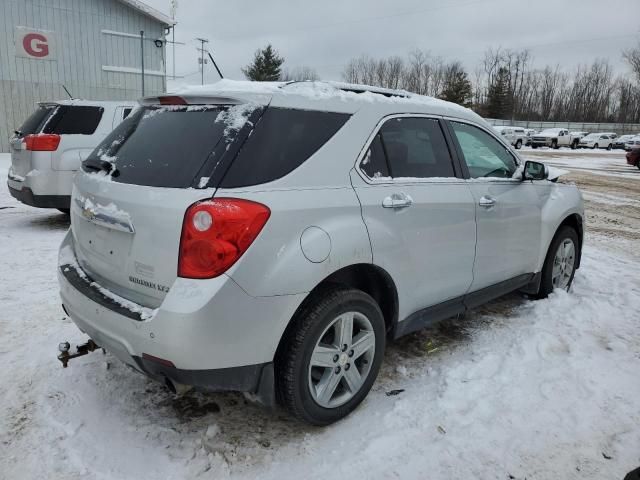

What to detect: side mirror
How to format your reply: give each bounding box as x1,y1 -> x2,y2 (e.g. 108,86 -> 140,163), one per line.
523,161 -> 548,181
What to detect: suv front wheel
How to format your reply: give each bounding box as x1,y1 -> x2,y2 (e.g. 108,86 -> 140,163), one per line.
536,226 -> 579,298
276,286 -> 385,425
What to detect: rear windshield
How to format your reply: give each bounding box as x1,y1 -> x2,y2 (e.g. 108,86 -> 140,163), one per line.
17,105 -> 103,136
85,106 -> 246,188
84,105 -> 350,189
17,105 -> 56,136
43,106 -> 104,135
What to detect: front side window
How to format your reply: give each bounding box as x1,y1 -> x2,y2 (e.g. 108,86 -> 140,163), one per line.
450,121 -> 517,179
360,117 -> 455,179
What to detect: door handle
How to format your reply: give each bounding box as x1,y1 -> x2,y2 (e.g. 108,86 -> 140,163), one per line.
479,195 -> 496,208
382,193 -> 413,209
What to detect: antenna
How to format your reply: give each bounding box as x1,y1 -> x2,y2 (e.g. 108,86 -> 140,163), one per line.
206,50 -> 224,79
62,85 -> 74,99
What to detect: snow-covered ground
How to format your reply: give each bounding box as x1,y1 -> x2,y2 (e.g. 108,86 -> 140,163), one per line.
1,151 -> 639,479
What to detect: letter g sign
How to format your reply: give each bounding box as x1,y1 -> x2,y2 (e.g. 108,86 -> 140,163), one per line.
23,33 -> 49,58
15,27 -> 56,61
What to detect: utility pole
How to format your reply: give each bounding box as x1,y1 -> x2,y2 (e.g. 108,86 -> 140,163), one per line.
140,30 -> 145,96
196,37 -> 209,85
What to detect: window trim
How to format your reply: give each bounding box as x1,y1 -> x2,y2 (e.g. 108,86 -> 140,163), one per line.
354,114 -> 465,185
443,117 -> 522,182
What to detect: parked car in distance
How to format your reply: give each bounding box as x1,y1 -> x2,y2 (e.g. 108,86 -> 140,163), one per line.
493,126 -> 527,149
530,128 -> 581,149
626,148 -> 640,169
578,133 -> 614,150
7,100 -> 137,213
624,135 -> 640,151
613,134 -> 636,149
57,80 -> 584,426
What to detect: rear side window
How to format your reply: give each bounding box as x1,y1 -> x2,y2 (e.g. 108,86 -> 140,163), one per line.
43,106 -> 104,135
361,133 -> 389,178
16,105 -> 56,135
365,117 -> 455,179
219,108 -> 350,188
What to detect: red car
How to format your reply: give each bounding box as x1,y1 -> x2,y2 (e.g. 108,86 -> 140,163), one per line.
626,148 -> 640,170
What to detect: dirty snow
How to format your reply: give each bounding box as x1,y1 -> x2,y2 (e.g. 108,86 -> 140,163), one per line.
1,152 -> 640,479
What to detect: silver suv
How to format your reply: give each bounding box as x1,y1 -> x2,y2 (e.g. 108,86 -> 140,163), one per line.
7,100 -> 136,212
57,81 -> 584,425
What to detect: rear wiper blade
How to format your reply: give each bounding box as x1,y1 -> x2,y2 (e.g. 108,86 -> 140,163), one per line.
82,158 -> 119,177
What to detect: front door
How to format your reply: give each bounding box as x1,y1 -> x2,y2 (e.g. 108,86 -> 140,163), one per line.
447,120 -> 543,292
351,116 -> 477,322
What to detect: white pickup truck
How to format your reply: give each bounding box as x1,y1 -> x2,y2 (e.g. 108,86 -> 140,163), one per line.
530,128 -> 581,149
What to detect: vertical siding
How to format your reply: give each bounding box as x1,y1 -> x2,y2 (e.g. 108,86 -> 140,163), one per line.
0,0 -> 168,151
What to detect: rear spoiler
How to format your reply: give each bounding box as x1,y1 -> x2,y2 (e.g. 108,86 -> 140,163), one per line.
139,93 -> 272,107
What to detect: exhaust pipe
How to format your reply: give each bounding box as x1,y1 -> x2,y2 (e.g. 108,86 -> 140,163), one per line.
164,377 -> 192,396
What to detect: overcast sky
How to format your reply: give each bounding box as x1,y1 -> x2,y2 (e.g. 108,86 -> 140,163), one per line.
143,0 -> 640,86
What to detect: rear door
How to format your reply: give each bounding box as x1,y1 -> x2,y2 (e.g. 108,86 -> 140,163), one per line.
351,116 -> 476,321
70,103 -> 265,308
447,120 -> 542,292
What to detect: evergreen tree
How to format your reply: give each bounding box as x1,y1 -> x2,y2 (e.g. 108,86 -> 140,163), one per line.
242,45 -> 284,81
438,63 -> 473,107
485,67 -> 512,118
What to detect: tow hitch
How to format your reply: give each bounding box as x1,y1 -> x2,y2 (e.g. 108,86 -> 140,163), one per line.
57,339 -> 102,367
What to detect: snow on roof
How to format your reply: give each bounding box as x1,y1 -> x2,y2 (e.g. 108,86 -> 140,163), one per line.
170,79 -> 478,121
117,0 -> 175,26
39,99 -> 138,107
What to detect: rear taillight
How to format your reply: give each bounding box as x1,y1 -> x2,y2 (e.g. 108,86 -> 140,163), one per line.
24,134 -> 60,151
178,198 -> 271,279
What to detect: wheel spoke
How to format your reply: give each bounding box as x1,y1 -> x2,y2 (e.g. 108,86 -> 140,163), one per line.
316,370 -> 342,405
351,331 -> 375,359
337,313 -> 353,349
343,365 -> 363,393
311,345 -> 339,368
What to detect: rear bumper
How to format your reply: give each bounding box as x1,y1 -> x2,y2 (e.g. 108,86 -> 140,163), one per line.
57,230 -> 305,394
7,167 -> 73,208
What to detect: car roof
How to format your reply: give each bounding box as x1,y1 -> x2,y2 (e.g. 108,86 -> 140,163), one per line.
165,79 -> 483,123
38,99 -> 138,107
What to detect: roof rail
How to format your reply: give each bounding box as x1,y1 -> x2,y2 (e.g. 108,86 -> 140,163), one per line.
280,81 -> 410,99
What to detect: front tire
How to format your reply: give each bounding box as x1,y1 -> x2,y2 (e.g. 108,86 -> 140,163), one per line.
592,143 -> 598,149
606,143 -> 612,150
551,139 -> 559,149
535,226 -> 579,298
276,286 -> 386,426
515,140 -> 522,150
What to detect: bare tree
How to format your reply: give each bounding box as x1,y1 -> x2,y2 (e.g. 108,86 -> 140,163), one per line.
280,66 -> 320,82
623,41 -> 640,84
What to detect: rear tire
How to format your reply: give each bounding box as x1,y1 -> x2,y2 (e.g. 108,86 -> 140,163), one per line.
515,140 -> 522,150
571,140 -> 578,150
535,226 -> 579,299
606,143 -> 612,150
276,286 -> 385,426
532,145 -> 538,149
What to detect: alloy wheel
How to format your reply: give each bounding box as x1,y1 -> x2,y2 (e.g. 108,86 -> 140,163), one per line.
552,238 -> 576,290
308,311 -> 376,408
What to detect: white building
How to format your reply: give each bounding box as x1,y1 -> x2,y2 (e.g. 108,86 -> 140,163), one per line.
0,0 -> 174,151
